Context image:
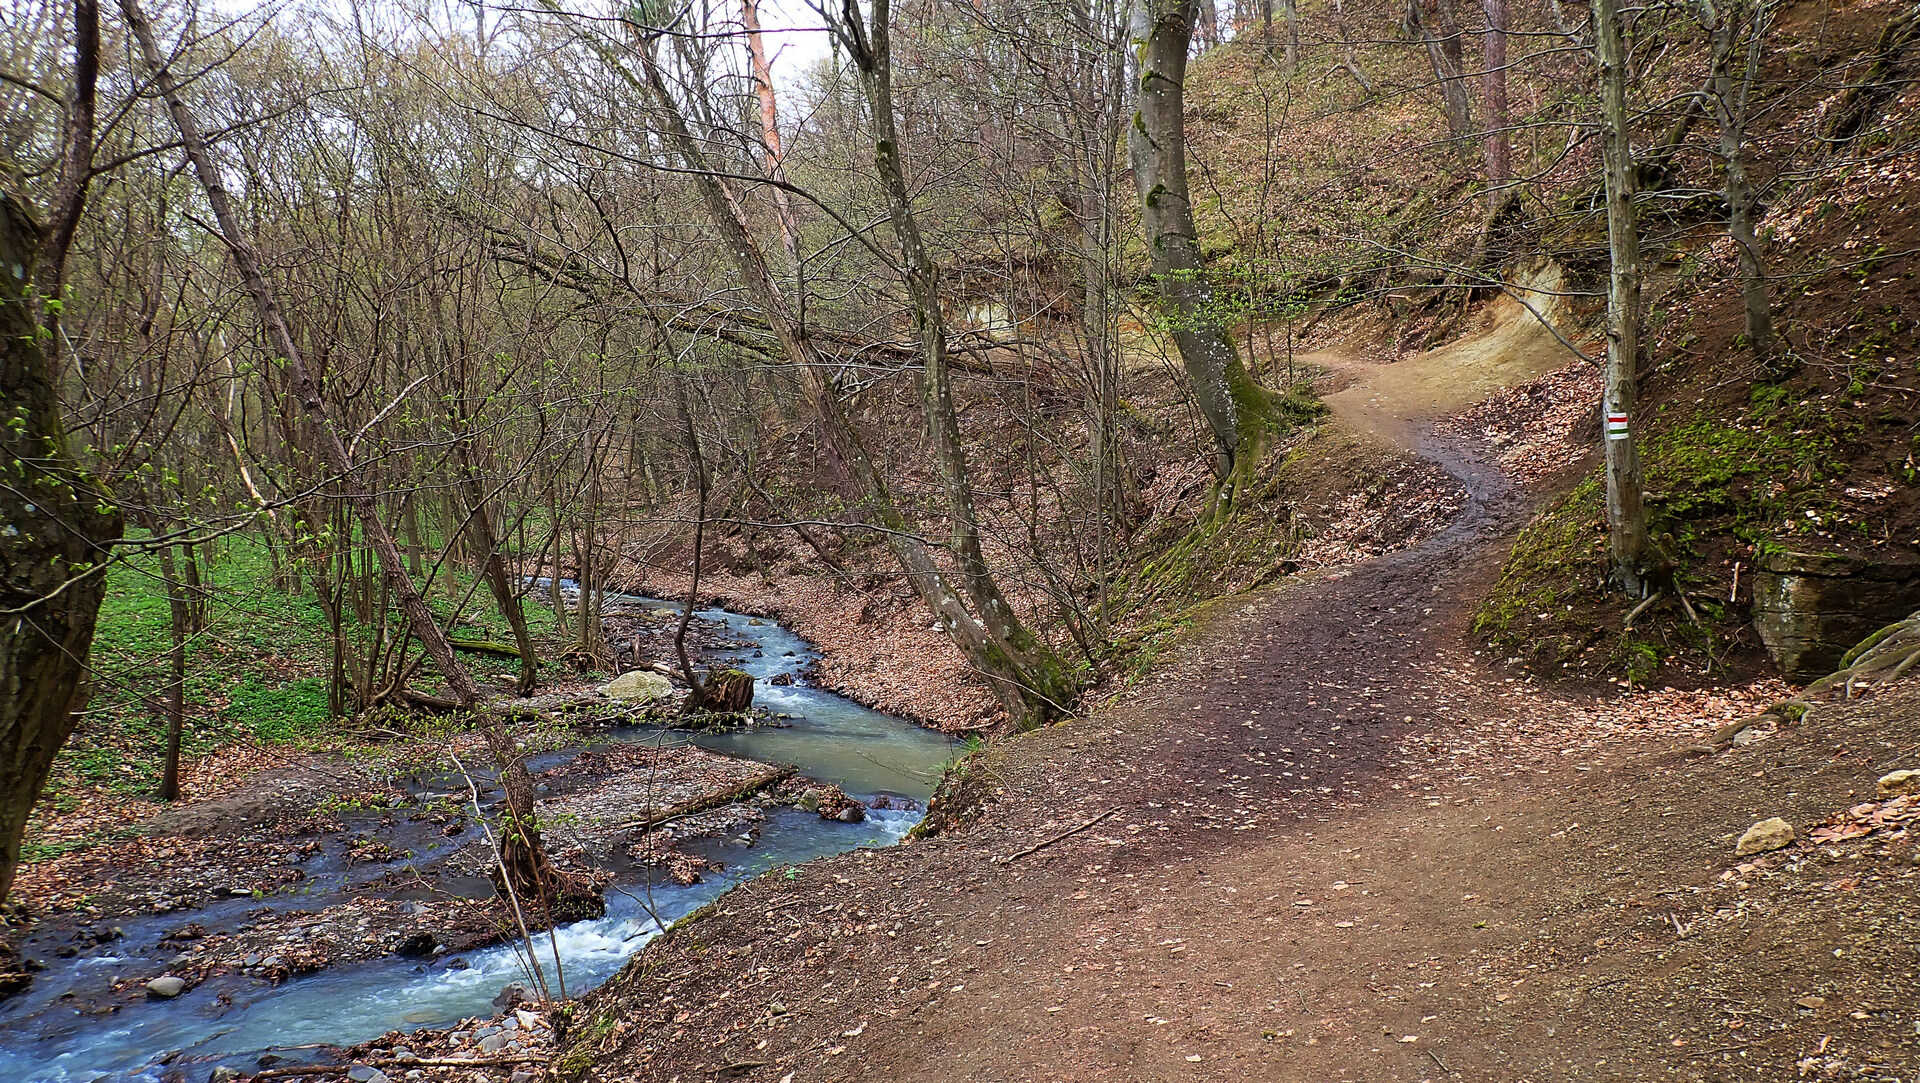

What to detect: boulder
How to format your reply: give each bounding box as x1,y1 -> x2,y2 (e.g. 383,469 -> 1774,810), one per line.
144,975 -> 187,998
1877,770 -> 1920,798
1752,548 -> 1920,680
1735,817 -> 1796,856
601,670 -> 674,703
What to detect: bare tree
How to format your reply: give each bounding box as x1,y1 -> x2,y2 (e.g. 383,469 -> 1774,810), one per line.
1697,0 -> 1776,368
121,0 -> 563,904
1406,0 -> 1476,141
1481,0 -> 1513,199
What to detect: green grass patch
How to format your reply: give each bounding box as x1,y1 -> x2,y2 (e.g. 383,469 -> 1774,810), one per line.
41,530 -> 561,811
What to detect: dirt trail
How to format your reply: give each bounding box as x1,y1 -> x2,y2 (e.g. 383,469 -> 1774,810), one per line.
1313,261 -> 1581,449
566,296 -> 1920,1082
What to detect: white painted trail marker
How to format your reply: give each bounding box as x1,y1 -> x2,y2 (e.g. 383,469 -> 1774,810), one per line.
1605,410 -> 1630,441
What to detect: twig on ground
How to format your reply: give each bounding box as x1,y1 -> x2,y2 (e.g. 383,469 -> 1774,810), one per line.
993,808 -> 1120,864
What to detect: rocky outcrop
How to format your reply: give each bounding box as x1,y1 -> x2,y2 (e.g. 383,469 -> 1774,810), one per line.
1752,547 -> 1920,680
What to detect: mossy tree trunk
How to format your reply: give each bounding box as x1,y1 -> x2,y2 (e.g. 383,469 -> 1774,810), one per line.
1130,0 -> 1277,489
0,0 -> 122,905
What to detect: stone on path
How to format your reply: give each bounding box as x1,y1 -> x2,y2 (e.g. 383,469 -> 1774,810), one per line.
602,670 -> 674,703
1877,770 -> 1920,798
144,975 -> 186,998
1735,817 -> 1796,856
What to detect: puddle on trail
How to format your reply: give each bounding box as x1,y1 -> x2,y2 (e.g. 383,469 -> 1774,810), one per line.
1,592 -> 957,1083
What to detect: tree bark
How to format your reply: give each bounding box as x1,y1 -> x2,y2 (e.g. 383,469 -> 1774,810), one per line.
122,0 -> 559,904
1281,0 -> 1301,71
1131,0 -> 1275,487
1481,0 -> 1513,201
151,528 -> 190,802
741,0 -> 801,268
0,193 -> 121,903
840,0 -> 1078,703
1592,0 -> 1653,593
454,440 -> 539,695
0,0 -> 121,906
1407,0 -> 1476,140
1698,0 -> 1776,368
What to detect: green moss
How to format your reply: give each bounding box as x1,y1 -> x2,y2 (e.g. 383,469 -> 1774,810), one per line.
1475,392 -> 1861,680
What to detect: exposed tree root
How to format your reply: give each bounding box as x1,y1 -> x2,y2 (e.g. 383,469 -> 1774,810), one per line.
1684,608 -> 1920,755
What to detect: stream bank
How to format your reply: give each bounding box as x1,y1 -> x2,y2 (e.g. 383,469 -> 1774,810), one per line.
1,594 -> 957,1082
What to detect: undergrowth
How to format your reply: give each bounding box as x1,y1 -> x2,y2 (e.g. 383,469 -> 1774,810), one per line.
1473,388 -> 1873,683
40,535 -> 560,812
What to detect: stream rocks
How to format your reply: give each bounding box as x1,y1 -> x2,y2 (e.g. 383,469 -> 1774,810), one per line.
144,975 -> 187,998
789,782 -> 868,823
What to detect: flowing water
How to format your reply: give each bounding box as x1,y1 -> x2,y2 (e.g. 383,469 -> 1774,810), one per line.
0,592 -> 956,1082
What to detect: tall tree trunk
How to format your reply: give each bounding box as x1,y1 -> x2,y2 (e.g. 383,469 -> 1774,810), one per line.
1481,0 -> 1513,200
152,529 -> 190,802
0,193 -> 121,903
1407,0 -> 1476,140
0,0 -> 120,906
1592,0 -> 1653,593
1281,0 -> 1300,70
123,0 -> 559,904
672,380 -> 711,706
1699,0 -> 1776,368
455,440 -> 539,695
1131,0 -> 1276,488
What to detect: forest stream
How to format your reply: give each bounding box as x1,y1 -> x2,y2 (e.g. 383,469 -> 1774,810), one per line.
0,594 -> 958,1083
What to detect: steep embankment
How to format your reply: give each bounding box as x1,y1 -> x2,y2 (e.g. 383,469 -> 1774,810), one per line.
556,288 -> 1918,1082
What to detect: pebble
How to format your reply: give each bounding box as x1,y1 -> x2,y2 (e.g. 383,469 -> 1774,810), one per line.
478,1033 -> 511,1054
1735,817 -> 1795,856
1877,770 -> 1919,798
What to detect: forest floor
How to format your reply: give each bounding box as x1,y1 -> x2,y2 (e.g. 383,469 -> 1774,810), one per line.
559,287 -> 1920,1082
